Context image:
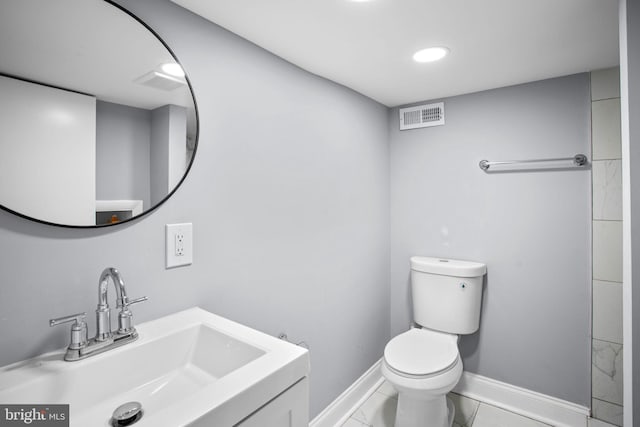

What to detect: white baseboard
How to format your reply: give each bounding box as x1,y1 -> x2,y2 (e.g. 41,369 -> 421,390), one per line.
452,371 -> 589,427
310,360 -> 384,427
311,359 -> 590,427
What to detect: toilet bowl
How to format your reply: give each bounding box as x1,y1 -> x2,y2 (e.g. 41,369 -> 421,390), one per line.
382,328 -> 462,427
383,257 -> 486,427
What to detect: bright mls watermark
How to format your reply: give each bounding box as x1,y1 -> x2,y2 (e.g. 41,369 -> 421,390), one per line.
0,405 -> 68,426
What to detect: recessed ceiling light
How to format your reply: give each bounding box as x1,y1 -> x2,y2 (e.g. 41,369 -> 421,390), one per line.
413,47 -> 449,63
161,62 -> 185,78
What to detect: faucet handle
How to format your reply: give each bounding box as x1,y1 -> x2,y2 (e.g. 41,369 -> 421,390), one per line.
117,296 -> 147,335
50,312 -> 88,350
124,296 -> 148,308
50,312 -> 87,327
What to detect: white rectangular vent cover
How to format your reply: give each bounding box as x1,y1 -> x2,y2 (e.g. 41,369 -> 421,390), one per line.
399,102 -> 445,130
134,71 -> 186,91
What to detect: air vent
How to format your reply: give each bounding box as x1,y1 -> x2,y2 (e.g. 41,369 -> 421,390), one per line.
399,102 -> 445,130
134,71 -> 186,91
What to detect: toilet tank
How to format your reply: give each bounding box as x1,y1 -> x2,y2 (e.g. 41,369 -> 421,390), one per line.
411,256 -> 486,335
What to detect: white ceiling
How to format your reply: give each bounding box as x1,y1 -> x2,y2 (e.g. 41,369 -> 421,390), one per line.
171,0 -> 619,107
0,0 -> 193,112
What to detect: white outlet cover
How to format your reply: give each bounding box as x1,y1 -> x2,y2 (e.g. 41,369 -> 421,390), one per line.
166,223 -> 193,268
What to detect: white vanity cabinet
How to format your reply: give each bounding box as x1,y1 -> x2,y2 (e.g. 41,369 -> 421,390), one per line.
235,377 -> 309,427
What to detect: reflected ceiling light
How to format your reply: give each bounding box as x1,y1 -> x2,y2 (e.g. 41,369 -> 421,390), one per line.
161,62 -> 185,78
413,47 -> 449,63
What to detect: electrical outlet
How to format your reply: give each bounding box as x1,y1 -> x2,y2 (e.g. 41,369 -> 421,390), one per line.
166,223 -> 192,268
175,232 -> 185,256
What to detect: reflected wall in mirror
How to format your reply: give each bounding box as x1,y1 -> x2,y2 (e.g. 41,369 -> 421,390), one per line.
0,0 -> 198,227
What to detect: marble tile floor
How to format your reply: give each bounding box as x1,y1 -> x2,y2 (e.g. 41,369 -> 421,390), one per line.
340,380 -> 554,427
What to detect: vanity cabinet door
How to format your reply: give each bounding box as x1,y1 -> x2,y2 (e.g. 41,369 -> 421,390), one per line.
235,377 -> 309,427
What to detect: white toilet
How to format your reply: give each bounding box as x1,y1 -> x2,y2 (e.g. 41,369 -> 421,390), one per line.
382,256 -> 486,427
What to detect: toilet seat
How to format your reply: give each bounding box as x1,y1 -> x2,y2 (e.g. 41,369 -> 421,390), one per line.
384,328 -> 459,377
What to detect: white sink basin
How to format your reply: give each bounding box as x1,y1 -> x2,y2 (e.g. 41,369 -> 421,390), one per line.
0,307 -> 309,426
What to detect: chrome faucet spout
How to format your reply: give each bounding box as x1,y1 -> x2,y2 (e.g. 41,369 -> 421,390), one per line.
98,267 -> 127,310
96,267 -> 146,342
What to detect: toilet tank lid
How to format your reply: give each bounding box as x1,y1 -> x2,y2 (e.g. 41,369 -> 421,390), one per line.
410,256 -> 486,277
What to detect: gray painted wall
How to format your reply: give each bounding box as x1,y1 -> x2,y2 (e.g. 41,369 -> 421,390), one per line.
166,105 -> 188,195
150,104 -> 170,206
389,74 -> 592,405
0,0 -> 390,417
96,100 -> 151,209
0,0 -> 602,418
150,104 -> 188,206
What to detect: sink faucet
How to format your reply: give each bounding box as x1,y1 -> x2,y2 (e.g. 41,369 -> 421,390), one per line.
96,267 -> 147,341
50,267 -> 147,361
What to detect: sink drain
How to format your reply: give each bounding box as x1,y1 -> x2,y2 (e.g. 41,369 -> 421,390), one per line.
111,401 -> 143,426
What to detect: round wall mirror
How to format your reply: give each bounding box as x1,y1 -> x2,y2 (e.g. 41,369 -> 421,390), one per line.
0,0 -> 198,227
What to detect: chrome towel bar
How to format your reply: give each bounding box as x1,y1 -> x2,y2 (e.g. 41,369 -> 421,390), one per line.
478,154 -> 588,171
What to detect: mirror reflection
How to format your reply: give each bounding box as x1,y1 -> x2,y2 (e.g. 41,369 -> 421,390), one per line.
0,0 -> 198,227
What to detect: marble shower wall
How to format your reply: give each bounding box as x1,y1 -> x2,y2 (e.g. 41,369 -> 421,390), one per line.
591,67 -> 624,426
